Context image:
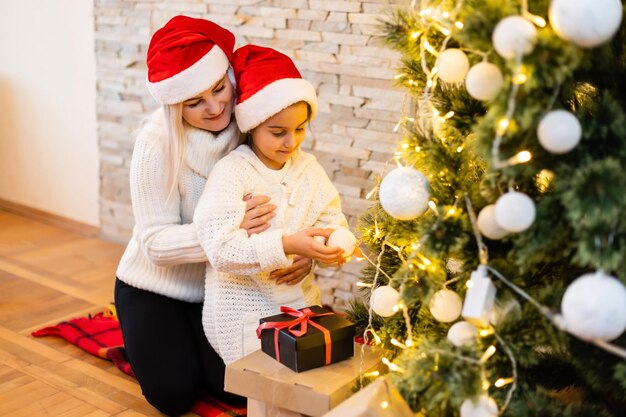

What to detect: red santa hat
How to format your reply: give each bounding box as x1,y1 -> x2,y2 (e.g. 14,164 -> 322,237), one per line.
233,45 -> 318,133
146,15 -> 235,105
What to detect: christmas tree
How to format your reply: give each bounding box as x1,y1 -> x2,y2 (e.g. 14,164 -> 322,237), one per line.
348,1 -> 626,416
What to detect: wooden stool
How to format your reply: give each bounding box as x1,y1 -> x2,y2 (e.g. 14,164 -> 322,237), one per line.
225,343 -> 382,417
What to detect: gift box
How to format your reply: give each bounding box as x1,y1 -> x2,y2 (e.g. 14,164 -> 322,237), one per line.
257,305 -> 356,372
225,342 -> 384,416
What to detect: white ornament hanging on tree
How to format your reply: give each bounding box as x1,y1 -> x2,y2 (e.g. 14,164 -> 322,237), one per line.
477,204 -> 509,240
379,167 -> 430,220
447,321 -> 478,347
429,289 -> 463,323
537,110 -> 582,154
370,285 -> 400,317
327,229 -> 357,258
460,395 -> 499,417
436,48 -> 470,83
492,15 -> 537,59
465,62 -> 504,101
549,0 -> 623,48
561,271 -> 626,341
495,191 -> 536,233
462,266 -> 497,327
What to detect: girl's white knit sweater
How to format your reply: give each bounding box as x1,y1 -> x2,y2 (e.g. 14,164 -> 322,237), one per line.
116,108 -> 240,302
194,144 -> 348,364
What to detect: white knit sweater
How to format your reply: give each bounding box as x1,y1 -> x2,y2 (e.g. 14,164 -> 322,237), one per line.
116,108 -> 240,302
194,144 -> 349,364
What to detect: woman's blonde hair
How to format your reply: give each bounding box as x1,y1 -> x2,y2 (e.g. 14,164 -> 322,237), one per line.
163,102 -> 186,200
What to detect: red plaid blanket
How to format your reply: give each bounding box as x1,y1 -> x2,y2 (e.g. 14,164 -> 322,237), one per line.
32,307 -> 246,417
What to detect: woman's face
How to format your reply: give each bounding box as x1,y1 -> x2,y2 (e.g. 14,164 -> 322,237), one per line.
182,74 -> 234,133
250,101 -> 309,170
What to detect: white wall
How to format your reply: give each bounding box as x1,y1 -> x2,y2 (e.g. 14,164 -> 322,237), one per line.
0,0 -> 99,226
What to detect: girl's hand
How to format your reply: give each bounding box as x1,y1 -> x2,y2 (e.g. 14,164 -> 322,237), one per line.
241,194 -> 276,236
282,228 -> 344,264
269,256 -> 312,285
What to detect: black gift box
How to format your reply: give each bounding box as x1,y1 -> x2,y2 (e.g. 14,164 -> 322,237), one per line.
258,305 -> 356,372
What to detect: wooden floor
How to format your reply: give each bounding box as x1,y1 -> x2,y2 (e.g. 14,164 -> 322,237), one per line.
0,209 -> 196,416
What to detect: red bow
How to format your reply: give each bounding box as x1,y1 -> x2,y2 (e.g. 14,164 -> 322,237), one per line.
256,306 -> 333,365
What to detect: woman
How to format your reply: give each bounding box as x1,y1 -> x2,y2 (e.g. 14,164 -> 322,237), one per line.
114,16 -> 312,416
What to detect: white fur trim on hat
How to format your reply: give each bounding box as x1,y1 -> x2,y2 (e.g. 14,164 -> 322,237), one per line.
235,78 -> 318,133
147,46 -> 230,105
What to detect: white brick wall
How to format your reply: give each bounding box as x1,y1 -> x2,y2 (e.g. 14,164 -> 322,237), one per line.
95,0 -> 402,310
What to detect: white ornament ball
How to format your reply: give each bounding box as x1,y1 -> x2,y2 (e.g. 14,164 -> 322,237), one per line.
549,0 -> 623,48
495,191 -> 536,233
447,321 -> 478,347
465,62 -> 504,101
379,167 -> 430,221
477,204 -> 509,240
429,289 -> 463,323
492,15 -> 537,59
537,110 -> 582,154
561,271 -> 626,341
436,48 -> 470,83
327,229 -> 357,258
370,285 -> 400,317
460,396 -> 499,417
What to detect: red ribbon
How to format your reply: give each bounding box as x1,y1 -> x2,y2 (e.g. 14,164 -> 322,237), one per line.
256,306 -> 334,365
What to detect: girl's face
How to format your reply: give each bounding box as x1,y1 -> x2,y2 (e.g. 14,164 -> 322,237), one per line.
250,101 -> 309,170
182,74 -> 234,133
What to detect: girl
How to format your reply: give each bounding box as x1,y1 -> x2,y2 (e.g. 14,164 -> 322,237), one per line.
114,17 -> 311,416
194,45 -> 350,365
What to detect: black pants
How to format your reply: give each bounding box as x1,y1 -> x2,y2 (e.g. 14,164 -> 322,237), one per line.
114,278 -> 244,416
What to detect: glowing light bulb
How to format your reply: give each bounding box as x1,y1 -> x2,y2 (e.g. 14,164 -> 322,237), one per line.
512,71 -> 528,85
391,338 -> 407,349
526,14 -> 546,27
517,151 -> 531,162
424,40 -> 437,55
479,327 -> 495,337
497,118 -> 510,136
480,345 -> 497,363
494,377 -> 514,387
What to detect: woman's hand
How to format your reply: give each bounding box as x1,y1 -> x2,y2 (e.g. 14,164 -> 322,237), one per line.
282,228 -> 344,264
269,256 -> 312,285
241,194 -> 276,236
